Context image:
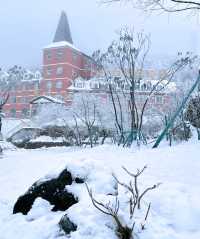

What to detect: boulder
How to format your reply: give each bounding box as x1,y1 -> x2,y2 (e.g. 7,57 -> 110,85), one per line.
59,215 -> 77,234
13,168 -> 84,215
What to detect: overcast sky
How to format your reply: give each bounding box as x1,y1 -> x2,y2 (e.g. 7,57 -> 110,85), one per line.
0,0 -> 200,69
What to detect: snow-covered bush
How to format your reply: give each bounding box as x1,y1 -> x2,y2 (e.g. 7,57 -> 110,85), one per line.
33,92 -> 116,147
87,166 -> 160,239
142,116 -> 163,139
0,65 -> 42,91
170,122 -> 192,142
185,94 -> 200,139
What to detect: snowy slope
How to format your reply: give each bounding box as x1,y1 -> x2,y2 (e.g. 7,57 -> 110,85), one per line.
0,142 -> 199,239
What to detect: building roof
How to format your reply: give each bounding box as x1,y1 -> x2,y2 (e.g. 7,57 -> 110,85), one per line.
53,11 -> 73,44
68,76 -> 177,93
44,41 -> 80,52
30,96 -> 65,105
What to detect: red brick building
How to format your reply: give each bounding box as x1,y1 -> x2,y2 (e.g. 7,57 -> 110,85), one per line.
1,11 -> 175,119
2,11 -> 96,118
41,11 -> 96,101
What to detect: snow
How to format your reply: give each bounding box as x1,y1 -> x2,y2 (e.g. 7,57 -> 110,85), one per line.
2,118 -> 31,138
30,136 -> 66,143
31,96 -> 65,104
0,141 -> 200,239
69,76 -> 177,93
44,41 -> 81,52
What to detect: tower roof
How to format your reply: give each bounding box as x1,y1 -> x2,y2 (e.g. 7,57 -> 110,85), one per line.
53,11 -> 73,44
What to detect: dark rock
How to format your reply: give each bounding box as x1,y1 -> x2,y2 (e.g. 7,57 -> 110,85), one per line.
13,141 -> 72,149
51,191 -> 78,212
13,168 -> 77,215
74,177 -> 85,184
59,215 -> 77,234
13,194 -> 36,215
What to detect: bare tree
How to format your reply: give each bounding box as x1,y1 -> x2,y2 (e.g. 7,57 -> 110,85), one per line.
73,94 -> 97,148
0,92 -> 9,135
93,28 -> 195,146
86,165 -> 160,239
102,0 -> 200,14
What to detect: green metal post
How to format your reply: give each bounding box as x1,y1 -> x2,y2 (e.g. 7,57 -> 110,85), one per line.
153,72 -> 200,148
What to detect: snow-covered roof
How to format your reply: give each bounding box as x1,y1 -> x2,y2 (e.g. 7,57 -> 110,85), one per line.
69,76 -> 176,93
44,41 -> 80,52
21,78 -> 41,82
30,96 -> 65,105
140,79 -> 177,92
0,71 -> 9,77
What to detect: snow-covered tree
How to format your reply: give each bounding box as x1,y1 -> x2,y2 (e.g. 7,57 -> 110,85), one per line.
93,28 -> 195,146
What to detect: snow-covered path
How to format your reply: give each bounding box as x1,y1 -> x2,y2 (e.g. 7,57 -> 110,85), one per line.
0,142 -> 199,239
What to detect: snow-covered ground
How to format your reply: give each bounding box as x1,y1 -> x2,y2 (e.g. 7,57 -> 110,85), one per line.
0,141 -> 199,239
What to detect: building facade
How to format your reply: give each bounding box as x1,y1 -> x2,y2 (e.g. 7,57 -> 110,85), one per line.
68,76 -> 176,115
41,11 -> 96,102
1,11 -> 176,119
1,11 -> 96,118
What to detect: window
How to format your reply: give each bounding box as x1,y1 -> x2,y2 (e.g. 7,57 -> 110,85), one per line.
76,82 -> 84,88
22,108 -> 29,117
56,66 -> 64,76
46,66 -> 52,76
56,49 -> 64,59
67,93 -> 73,101
84,59 -> 92,70
156,96 -> 163,104
31,109 -> 37,116
151,96 -> 155,103
34,82 -> 40,91
35,71 -> 41,79
10,109 -> 16,118
138,95 -> 146,103
147,82 -> 152,90
72,69 -> 78,79
124,84 -> 130,90
18,97 -> 27,104
10,85 -> 15,92
25,83 -> 31,90
99,83 -> 108,90
46,51 -> 52,60
141,83 -> 147,91
135,83 -> 140,90
90,83 -> 99,89
55,81 -> 63,89
10,96 -> 16,103
21,97 -> 27,103
72,51 -> 78,63
46,81 -> 52,91
156,85 -> 163,91
55,95 -> 64,101
22,84 -> 26,91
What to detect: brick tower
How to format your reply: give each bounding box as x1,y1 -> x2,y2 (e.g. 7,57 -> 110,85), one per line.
41,11 -> 96,102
